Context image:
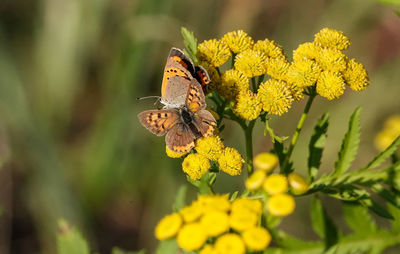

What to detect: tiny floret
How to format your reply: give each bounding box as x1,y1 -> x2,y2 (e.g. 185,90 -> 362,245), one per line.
253,152 -> 279,171
242,226 -> 271,251
196,135 -> 225,161
316,48 -> 347,72
215,233 -> 246,254
220,69 -> 250,100
293,42 -> 322,62
234,49 -> 267,78
287,59 -> 322,87
200,211 -> 230,237
197,39 -> 231,67
155,213 -> 182,240
316,71 -> 345,100
314,27 -> 351,51
288,173 -> 309,195
257,79 -> 294,116
233,90 -> 262,120
343,58 -> 369,91
245,170 -> 266,190
267,193 -> 295,217
177,223 -> 207,251
222,30 -> 254,53
218,147 -> 244,176
182,153 -> 211,180
253,39 -> 285,59
263,174 -> 288,195
265,58 -> 290,81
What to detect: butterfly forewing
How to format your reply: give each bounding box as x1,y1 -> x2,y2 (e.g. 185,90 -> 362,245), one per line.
137,109 -> 179,136
166,123 -> 196,153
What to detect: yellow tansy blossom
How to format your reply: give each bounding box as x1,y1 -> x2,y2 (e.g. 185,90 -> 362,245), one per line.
267,193 -> 295,217
231,198 -> 263,215
316,71 -> 345,100
177,223 -> 207,251
253,152 -> 279,171
287,59 -> 322,87
199,244 -> 217,254
155,213 -> 182,240
258,79 -> 294,116
182,153 -> 211,180
253,39 -> 285,59
166,146 -> 187,158
265,58 -> 290,81
218,147 -> 244,176
263,174 -> 288,195
385,115 -> 400,131
220,69 -> 250,100
222,30 -> 254,53
198,195 -> 231,213
233,90 -> 262,120
288,173 -> 309,195
293,42 -> 322,62
215,233 -> 246,254
196,135 -> 225,161
245,170 -> 266,190
230,208 -> 258,231
197,39 -> 231,67
180,201 -> 203,223
314,27 -> 350,51
234,49 -> 267,78
200,211 -> 230,237
374,115 -> 400,151
242,227 -> 271,251
288,83 -> 305,101
343,58 -> 369,91
316,48 -> 347,72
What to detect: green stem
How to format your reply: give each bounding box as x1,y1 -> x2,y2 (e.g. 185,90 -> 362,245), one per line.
281,86 -> 317,173
244,120 -> 256,175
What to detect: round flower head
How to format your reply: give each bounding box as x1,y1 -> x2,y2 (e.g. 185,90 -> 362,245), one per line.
234,49 -> 267,78
177,223 -> 207,251
231,198 -> 263,215
374,115 -> 400,151
293,42 -> 322,62
199,244 -> 216,254
343,58 -> 369,91
200,211 -> 230,237
253,39 -> 285,59
220,69 -> 250,100
198,194 -> 231,213
263,174 -> 288,195
314,27 -> 350,51
195,135 -> 225,161
257,79 -> 294,116
230,208 -> 258,231
242,226 -> 271,251
182,153 -> 211,180
233,90 -> 262,120
384,115 -> 400,132
215,233 -> 246,254
287,59 -> 322,87
288,83 -> 305,101
316,71 -> 345,100
267,193 -> 295,217
218,147 -> 244,176
166,146 -> 187,158
197,39 -> 231,67
222,30 -> 254,53
199,61 -> 221,92
265,58 -> 290,81
375,131 -> 397,151
288,173 -> 309,195
155,213 -> 182,240
316,48 -> 346,72
180,201 -> 203,223
253,152 -> 279,171
245,170 -> 266,190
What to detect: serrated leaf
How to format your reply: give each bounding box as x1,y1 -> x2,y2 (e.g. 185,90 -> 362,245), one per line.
308,113 -> 329,182
57,220 -> 90,254
359,198 -> 394,220
172,185 -> 187,212
371,184 -> 400,209
181,27 -> 198,64
362,135 -> 400,171
333,107 -> 361,177
388,203 -> 400,232
156,239 -> 178,254
342,201 -> 377,234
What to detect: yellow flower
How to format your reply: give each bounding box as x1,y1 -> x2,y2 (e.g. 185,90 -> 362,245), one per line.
218,147 -> 244,176
288,173 -> 309,195
267,193 -> 295,217
314,28 -> 350,51
265,58 -> 290,81
215,233 -> 246,254
375,131 -> 397,151
182,153 -> 211,180
234,49 -> 267,78
384,115 -> 400,132
288,83 -> 305,101
180,201 -> 203,223
231,198 -> 263,215
316,71 -> 345,100
220,69 -> 250,100
343,58 -> 369,91
197,39 -> 231,67
316,48 -> 347,72
200,211 -> 230,237
198,195 -> 231,213
222,30 -> 254,53
233,90 -> 262,120
199,244 -> 217,254
195,135 -> 225,161
177,223 -> 207,251
253,39 -> 285,59
263,174 -> 288,195
253,152 -> 279,171
245,170 -> 266,190
242,227 -> 271,251
257,79 -> 294,116
287,59 -> 322,87
199,61 -> 221,92
230,208 -> 258,231
155,213 -> 182,240
374,115 -> 400,151
166,146 -> 187,158
293,42 -> 322,62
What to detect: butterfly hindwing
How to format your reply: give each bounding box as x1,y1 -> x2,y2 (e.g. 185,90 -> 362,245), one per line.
186,78 -> 206,113
193,109 -> 217,137
165,123 -> 196,153
194,65 -> 211,93
137,109 -> 179,136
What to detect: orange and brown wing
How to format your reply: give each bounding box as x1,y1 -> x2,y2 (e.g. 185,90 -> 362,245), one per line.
165,123 -> 196,153
137,109 -> 179,136
193,109 -> 217,138
194,65 -> 211,93
185,78 -> 206,113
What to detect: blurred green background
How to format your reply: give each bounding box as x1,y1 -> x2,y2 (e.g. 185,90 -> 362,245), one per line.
0,0 -> 400,253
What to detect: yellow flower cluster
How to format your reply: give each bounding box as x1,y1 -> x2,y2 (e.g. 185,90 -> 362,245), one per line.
155,195 -> 272,253
374,115 -> 400,151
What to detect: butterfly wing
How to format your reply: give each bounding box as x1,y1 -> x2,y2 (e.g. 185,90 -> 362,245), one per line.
193,109 -> 217,137
161,75 -> 191,108
185,78 -> 207,113
137,109 -> 179,136
194,65 -> 211,93
165,123 -> 196,153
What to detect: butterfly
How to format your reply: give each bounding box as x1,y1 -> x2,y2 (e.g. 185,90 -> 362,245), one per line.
137,48 -> 217,153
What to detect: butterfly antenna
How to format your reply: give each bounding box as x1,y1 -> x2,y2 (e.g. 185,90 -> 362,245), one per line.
136,96 -> 161,101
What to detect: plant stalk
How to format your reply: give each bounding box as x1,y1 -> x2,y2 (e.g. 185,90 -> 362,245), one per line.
245,120 -> 256,175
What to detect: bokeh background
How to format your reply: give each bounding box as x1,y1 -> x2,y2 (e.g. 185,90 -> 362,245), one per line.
0,0 -> 400,253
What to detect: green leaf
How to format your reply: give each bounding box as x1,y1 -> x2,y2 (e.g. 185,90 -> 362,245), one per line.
310,196 -> 338,249
172,185 -> 187,212
361,135 -> 400,171
388,203 -> 400,232
333,107 -> 361,177
57,219 -> 90,254
308,113 -> 329,182
342,201 -> 377,234
112,247 -> 145,254
181,27 -> 198,64
272,141 -> 286,166
359,198 -> 394,220
230,191 -> 239,201
371,184 -> 400,209
264,118 -> 289,143
156,239 -> 178,254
